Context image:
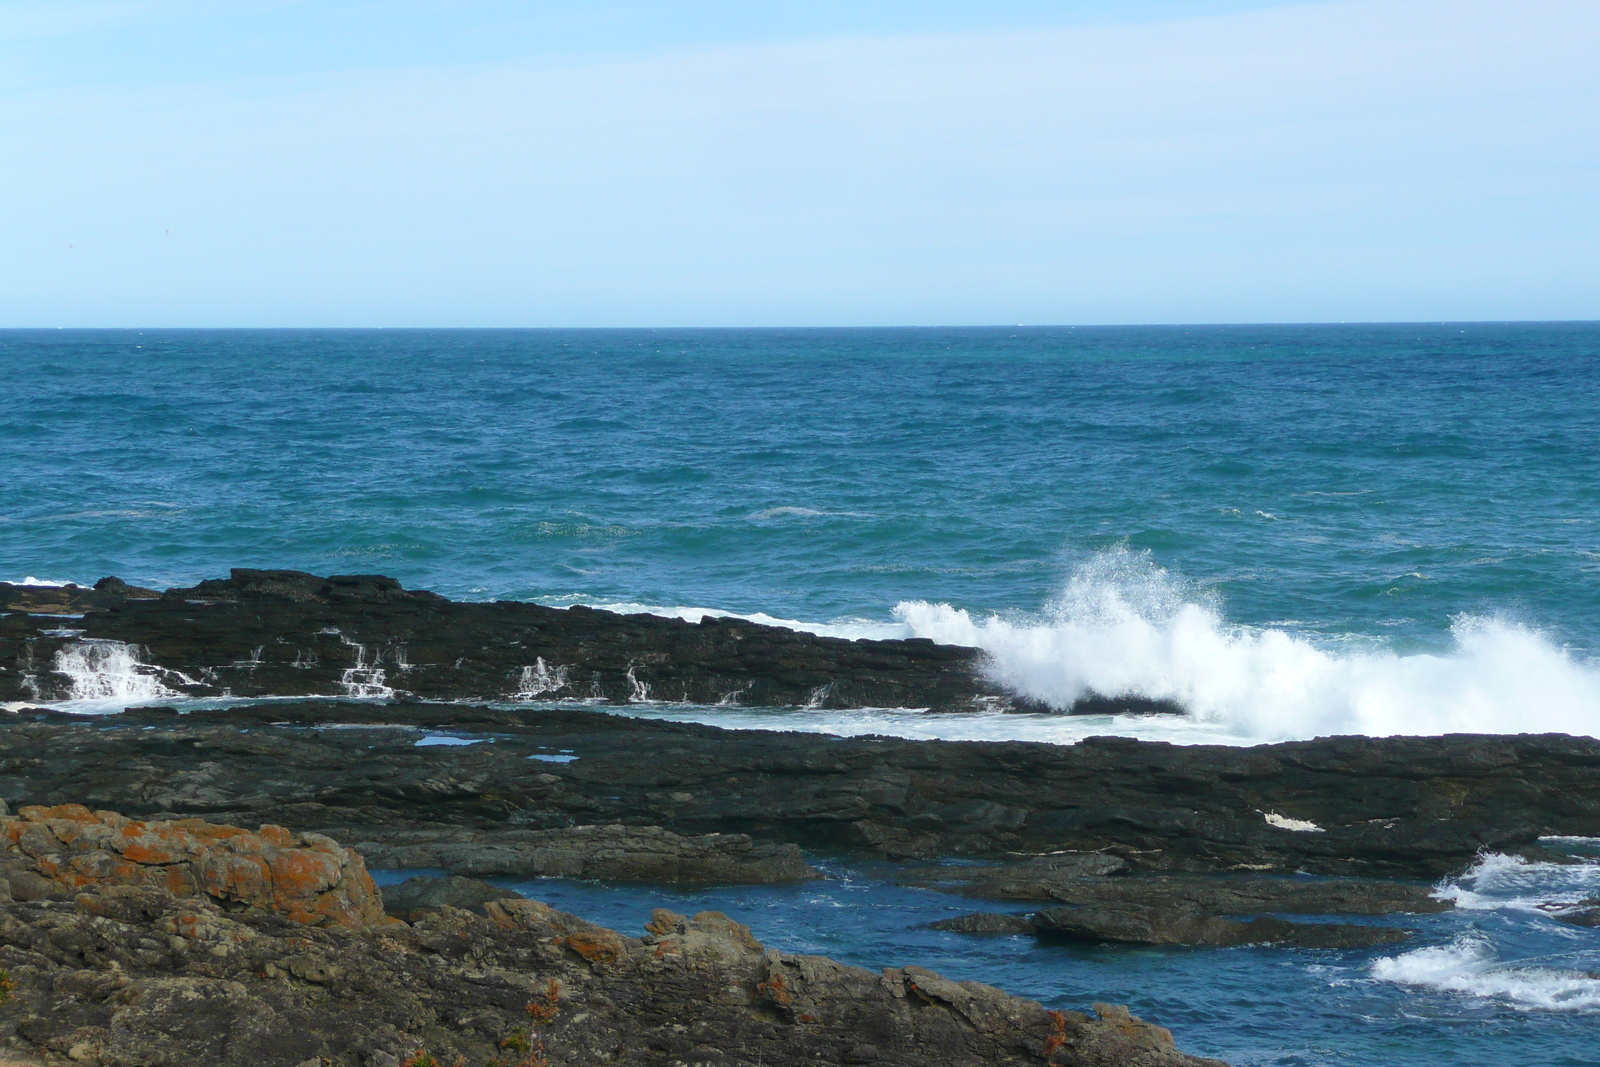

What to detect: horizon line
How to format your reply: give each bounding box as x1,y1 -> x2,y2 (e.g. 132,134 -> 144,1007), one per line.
3,319 -> 1599,332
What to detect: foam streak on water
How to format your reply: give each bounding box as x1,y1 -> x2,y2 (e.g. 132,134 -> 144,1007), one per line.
1369,851 -> 1600,1013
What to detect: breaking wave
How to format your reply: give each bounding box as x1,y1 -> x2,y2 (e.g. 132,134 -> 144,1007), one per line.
896,548 -> 1600,743
52,639 -> 177,710
1372,935 -> 1600,1012
1372,851 -> 1600,1012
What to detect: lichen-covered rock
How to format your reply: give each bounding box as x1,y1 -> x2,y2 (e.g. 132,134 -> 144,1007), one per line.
0,805 -> 385,928
0,815 -> 1225,1066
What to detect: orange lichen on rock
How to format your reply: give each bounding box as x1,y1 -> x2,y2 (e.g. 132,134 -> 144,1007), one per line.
0,805 -> 386,928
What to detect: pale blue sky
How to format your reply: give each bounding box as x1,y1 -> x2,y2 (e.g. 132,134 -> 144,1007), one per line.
3,0 -> 1596,325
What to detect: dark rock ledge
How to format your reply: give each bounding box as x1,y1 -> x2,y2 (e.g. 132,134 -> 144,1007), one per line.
0,570 -> 1178,714
0,804 -> 1222,1067
1,700 -> 1593,881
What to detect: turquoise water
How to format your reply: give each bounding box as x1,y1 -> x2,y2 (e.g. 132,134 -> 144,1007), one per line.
4,325 -> 1598,740
7,325 -> 1600,1064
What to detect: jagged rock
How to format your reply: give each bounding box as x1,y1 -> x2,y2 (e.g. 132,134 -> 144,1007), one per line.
1,570 -> 1177,713
0,805 -> 386,928
346,823 -> 820,884
1,869 -> 1237,1066
1031,903 -> 1411,949
378,874 -> 520,921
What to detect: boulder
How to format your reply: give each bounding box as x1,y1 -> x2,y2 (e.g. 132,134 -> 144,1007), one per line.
0,804 -> 386,927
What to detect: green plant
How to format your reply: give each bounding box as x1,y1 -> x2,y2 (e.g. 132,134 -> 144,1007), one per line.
0,969 -> 15,1005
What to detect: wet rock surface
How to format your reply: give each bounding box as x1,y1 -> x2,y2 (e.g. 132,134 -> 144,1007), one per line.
912,865 -> 1441,947
1029,905 -> 1411,949
2,571 -> 1030,712
899,862 -> 1447,914
0,700 -> 1593,880
930,912 -> 1038,935
0,811 -> 1224,1067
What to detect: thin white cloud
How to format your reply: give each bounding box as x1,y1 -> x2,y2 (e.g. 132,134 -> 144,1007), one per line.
1,0 -> 1595,325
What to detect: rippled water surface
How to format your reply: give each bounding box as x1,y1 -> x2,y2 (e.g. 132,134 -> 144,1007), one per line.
8,325 -> 1600,1063
375,847 -> 1600,1067
5,325 -> 1599,740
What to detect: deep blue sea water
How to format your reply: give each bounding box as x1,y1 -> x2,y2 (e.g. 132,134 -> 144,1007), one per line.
6,325 -> 1600,1064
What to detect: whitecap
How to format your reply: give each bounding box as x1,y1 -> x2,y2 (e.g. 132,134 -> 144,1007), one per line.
1436,852 -> 1600,913
745,506 -> 878,521
1372,934 -> 1600,1011
545,598 -> 908,642
897,547 -> 1600,743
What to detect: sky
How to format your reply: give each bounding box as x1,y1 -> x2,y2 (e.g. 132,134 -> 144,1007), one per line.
1,0 -> 1596,326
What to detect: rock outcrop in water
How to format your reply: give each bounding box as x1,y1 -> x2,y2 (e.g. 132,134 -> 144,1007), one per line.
0,700 -> 1589,880
0,808 -> 1223,1067
0,571 -> 1182,714
912,858 -> 1440,947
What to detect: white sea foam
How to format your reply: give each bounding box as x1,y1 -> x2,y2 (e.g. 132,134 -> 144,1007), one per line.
51,640 -> 177,712
554,599 -> 907,642
745,507 -> 878,521
1372,934 -> 1600,1011
1436,852 -> 1600,913
13,577 -> 75,587
896,548 -> 1600,743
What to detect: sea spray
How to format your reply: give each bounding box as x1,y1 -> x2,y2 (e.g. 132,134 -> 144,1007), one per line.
897,548 -> 1600,743
53,640 -> 177,705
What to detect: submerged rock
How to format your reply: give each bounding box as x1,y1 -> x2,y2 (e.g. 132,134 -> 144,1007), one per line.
903,866 -> 1448,914
931,911 -> 1038,934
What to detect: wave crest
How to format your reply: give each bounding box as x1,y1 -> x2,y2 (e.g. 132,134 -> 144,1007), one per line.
896,548 -> 1600,742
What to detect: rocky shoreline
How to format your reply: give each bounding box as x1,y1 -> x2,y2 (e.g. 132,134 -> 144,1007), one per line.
0,570 -> 1177,714
4,571 -> 1599,1062
0,804 -> 1221,1067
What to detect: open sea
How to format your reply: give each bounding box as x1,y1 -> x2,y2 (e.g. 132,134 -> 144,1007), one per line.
4,324 -> 1600,1065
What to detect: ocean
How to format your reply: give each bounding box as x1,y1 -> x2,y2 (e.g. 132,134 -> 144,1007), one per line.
4,324 -> 1600,1064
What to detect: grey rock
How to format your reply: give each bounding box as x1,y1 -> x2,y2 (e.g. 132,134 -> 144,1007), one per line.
378,874 -> 520,921
930,912 -> 1037,934
0,699 -> 1588,881
350,823 -> 820,884
1032,903 -> 1412,949
0,877 -> 1225,1067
